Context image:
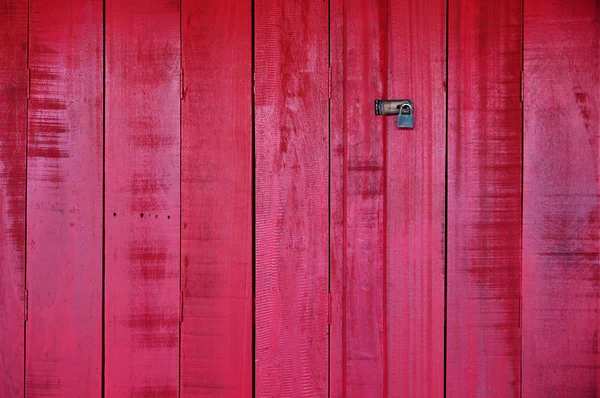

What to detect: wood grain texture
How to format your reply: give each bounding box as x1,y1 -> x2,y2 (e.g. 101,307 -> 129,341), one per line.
0,1 -> 27,395
180,1 -> 252,396
330,0 -> 445,396
329,1 -> 344,394
522,0 -> 600,395
384,0 -> 446,396
333,1 -> 388,395
104,0 -> 180,395
446,0 -> 523,396
25,0 -> 103,395
254,0 -> 329,396
336,2 -> 387,394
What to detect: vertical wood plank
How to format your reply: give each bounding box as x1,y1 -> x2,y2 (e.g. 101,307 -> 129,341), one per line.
25,0 -> 103,395
0,1 -> 27,395
332,1 -> 387,395
330,0 -> 446,396
522,1 -> 600,395
447,0 -> 523,396
329,0 -> 344,394
105,0 -> 181,395
385,0 -> 446,396
180,1 -> 252,396
254,0 -> 329,396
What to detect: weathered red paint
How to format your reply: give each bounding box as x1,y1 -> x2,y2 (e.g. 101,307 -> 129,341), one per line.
329,2 -> 345,393
522,0 -> 600,395
334,1 -> 387,394
384,1 -> 446,395
446,0 -> 523,395
104,0 -> 180,395
330,0 -> 446,396
1,1 -> 599,396
0,1 -> 27,395
254,0 -> 329,396
25,0 -> 103,395
180,0 -> 253,396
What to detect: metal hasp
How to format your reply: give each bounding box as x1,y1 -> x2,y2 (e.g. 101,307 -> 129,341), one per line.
374,99 -> 414,129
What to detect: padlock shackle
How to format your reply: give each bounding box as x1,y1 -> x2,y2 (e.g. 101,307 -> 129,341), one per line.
398,103 -> 412,114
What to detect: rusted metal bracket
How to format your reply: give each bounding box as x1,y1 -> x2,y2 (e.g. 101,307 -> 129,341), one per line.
374,99 -> 412,115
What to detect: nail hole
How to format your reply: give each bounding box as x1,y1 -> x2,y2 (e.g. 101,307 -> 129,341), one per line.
113,212 -> 116,217
167,215 -> 171,219
140,213 -> 144,218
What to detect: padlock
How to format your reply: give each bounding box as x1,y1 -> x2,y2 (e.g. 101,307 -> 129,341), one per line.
374,99 -> 414,130
397,103 -> 414,129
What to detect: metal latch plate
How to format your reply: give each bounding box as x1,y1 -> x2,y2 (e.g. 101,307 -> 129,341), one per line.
374,99 -> 413,115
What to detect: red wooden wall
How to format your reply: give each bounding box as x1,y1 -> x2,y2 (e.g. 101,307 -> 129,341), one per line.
105,0 -> 181,395
0,0 -> 598,397
181,1 -> 252,396
330,0 -> 446,396
254,1 -> 329,396
447,0 -> 523,395
27,0 -> 103,395
522,1 -> 600,395
0,1 -> 27,396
